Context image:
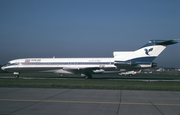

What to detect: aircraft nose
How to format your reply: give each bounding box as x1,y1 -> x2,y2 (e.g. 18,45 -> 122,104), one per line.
1,66 -> 5,71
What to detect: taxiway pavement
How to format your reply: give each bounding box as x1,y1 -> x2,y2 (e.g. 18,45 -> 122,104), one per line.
0,88 -> 180,115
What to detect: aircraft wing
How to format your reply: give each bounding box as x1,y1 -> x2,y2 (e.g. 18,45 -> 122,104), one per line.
62,67 -> 100,74
42,67 -> 101,74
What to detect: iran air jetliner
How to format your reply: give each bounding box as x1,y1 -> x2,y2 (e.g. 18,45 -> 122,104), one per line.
1,39 -> 179,79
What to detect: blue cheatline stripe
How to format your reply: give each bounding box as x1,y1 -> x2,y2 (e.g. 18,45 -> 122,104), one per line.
128,56 -> 156,62
21,62 -> 114,65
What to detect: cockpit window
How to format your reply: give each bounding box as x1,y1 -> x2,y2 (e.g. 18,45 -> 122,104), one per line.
3,63 -> 18,67
3,63 -> 10,67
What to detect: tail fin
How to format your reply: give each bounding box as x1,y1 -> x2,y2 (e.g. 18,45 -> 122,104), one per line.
113,39 -> 179,63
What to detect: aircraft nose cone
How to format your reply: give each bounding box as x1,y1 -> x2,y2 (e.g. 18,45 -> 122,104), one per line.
1,66 -> 5,71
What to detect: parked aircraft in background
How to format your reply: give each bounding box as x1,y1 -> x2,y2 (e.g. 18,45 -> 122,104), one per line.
1,39 -> 179,79
119,70 -> 141,76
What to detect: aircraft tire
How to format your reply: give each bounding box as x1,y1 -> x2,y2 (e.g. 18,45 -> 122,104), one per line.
84,74 -> 92,79
16,75 -> 19,78
84,76 -> 88,79
88,74 -> 92,79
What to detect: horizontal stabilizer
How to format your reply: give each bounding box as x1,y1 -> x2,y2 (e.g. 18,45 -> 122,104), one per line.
141,39 -> 179,48
151,39 -> 179,45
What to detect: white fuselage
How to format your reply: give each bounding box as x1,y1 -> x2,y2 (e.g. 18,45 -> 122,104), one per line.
2,39 -> 178,78
2,58 -> 119,74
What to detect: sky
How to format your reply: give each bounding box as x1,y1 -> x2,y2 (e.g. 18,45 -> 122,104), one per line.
0,0 -> 180,68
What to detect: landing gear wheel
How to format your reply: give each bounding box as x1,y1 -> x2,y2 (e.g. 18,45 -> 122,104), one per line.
88,74 -> 92,79
84,74 -> 92,79
84,76 -> 88,79
16,75 -> 19,78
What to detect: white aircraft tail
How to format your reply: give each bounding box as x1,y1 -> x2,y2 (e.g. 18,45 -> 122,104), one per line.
113,39 -> 179,63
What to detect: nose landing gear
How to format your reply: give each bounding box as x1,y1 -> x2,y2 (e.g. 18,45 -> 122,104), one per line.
13,72 -> 20,78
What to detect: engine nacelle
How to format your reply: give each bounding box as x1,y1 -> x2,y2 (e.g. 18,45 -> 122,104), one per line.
114,61 -> 137,67
135,62 -> 157,68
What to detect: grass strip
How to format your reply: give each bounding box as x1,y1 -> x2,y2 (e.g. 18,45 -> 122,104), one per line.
0,78 -> 180,91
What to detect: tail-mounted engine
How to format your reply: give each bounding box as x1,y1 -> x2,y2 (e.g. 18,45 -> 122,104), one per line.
114,61 -> 137,67
114,61 -> 157,68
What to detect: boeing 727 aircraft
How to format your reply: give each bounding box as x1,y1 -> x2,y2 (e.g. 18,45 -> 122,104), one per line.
1,39 -> 179,79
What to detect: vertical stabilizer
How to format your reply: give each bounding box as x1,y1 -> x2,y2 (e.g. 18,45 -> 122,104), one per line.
113,39 -> 179,62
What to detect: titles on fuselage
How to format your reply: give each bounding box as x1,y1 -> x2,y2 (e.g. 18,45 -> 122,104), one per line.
25,59 -> 41,63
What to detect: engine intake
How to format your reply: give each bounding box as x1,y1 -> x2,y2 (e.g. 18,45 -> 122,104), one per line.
151,62 -> 157,67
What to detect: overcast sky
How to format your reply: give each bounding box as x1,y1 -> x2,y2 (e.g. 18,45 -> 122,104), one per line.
0,0 -> 180,68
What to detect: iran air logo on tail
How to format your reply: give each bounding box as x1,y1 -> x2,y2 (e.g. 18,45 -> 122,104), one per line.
144,48 -> 153,55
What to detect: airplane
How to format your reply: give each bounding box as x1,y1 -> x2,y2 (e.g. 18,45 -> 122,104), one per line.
119,70 -> 141,76
1,39 -> 179,79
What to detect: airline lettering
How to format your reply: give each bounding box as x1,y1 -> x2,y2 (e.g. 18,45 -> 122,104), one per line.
25,59 -> 41,63
31,59 -> 41,62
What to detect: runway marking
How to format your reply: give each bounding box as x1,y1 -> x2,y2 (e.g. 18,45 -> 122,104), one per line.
0,99 -> 180,106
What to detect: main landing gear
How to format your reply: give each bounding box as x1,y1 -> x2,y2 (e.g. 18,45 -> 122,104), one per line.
81,74 -> 92,79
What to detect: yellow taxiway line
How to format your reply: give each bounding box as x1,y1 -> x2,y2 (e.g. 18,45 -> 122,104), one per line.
0,99 -> 180,106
